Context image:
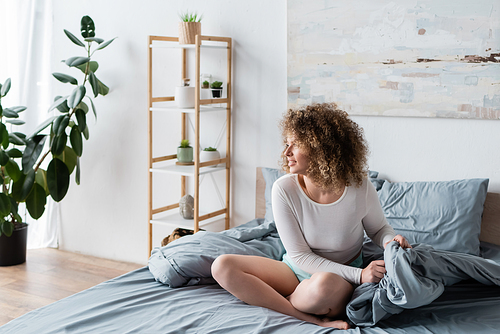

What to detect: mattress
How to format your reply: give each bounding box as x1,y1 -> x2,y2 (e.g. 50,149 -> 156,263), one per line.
2,240 -> 500,334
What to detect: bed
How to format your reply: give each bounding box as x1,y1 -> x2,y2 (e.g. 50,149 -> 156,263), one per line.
2,167 -> 500,333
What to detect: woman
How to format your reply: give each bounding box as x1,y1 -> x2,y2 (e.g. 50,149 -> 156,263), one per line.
212,103 -> 411,329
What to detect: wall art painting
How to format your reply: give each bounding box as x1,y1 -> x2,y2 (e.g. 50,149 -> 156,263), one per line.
287,0 -> 500,119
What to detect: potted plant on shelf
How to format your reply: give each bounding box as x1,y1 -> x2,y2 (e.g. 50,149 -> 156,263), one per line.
202,80 -> 210,89
200,147 -> 220,168
178,11 -> 202,45
210,81 -> 223,98
0,15 -> 115,266
176,139 -> 193,165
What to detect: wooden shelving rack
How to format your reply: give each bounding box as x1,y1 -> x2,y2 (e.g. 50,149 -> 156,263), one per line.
147,35 -> 232,254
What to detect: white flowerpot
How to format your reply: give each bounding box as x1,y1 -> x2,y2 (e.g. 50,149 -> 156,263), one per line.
175,86 -> 195,108
200,150 -> 220,167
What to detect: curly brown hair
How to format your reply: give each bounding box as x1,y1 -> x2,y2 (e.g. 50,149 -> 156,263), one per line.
279,103 -> 369,190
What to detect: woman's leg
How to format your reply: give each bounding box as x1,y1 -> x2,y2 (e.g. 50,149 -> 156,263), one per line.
288,271 -> 354,318
211,254 -> 349,329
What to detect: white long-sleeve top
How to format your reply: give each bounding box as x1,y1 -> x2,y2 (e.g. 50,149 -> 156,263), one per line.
272,174 -> 396,285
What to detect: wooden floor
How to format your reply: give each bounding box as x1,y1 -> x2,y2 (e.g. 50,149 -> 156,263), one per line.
0,248 -> 143,326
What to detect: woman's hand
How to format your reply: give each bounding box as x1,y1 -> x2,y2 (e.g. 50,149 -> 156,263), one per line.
361,260 -> 386,284
384,234 -> 412,249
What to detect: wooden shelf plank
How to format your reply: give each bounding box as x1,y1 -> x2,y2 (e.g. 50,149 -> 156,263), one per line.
150,211 -> 224,230
149,105 -> 226,113
150,164 -> 226,176
149,43 -> 228,50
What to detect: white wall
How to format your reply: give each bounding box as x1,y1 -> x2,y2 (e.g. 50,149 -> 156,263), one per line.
50,0 -> 287,264
48,0 -> 499,265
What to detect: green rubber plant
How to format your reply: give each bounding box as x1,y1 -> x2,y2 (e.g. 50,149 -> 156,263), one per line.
0,16 -> 115,237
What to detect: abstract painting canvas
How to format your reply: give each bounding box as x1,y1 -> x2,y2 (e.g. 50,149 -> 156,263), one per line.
287,0 -> 500,119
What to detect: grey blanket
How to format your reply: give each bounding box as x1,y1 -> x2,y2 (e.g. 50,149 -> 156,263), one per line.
347,241 -> 500,326
148,219 -> 285,287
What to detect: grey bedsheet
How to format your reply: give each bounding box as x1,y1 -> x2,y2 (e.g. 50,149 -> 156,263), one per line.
2,221 -> 500,333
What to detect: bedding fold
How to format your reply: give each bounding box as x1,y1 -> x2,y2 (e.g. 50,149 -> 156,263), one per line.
148,219 -> 285,287
347,242 -> 500,326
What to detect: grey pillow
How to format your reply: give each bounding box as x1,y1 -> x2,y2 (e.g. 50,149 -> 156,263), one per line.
261,167 -> 285,223
377,178 -> 489,255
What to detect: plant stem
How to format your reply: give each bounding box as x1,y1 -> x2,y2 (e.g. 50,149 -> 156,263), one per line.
34,150 -> 51,173
33,43 -> 92,175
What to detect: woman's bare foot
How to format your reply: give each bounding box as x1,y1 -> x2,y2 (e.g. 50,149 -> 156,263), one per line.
317,318 -> 350,329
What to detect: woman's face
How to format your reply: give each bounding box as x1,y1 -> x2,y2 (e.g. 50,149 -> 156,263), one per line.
284,136 -> 309,175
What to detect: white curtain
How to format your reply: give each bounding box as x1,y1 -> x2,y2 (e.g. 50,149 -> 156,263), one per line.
0,0 -> 58,249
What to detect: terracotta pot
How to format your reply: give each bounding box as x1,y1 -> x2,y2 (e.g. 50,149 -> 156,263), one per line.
178,22 -> 201,44
0,224 -> 28,266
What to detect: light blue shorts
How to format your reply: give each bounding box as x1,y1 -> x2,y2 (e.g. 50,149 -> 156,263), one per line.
282,252 -> 363,282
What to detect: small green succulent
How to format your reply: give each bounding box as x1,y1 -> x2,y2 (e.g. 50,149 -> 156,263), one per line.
210,81 -> 223,89
179,11 -> 203,22
179,139 -> 191,148
203,147 -> 217,151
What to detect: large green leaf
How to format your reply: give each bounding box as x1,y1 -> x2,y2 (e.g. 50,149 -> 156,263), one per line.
22,135 -> 47,172
48,96 -> 68,112
52,115 -> 65,135
81,16 -> 95,38
87,96 -> 97,120
11,173 -> 25,202
64,29 -> 85,47
0,123 -> 8,149
2,108 -> 19,118
83,125 -> 90,140
47,158 -> 70,202
9,196 -> 18,216
0,193 -> 11,216
89,71 -> 99,98
70,126 -> 83,157
77,102 -> 89,113
6,119 -> 25,126
97,79 -> 109,96
0,150 -> 9,166
20,168 -> 36,201
51,133 -> 67,156
1,78 -> 11,97
76,61 -> 99,74
35,169 -> 50,196
53,73 -> 78,85
27,116 -> 58,139
0,221 -> 14,237
95,37 -> 116,51
26,183 -> 47,219
5,159 -> 21,183
64,57 -> 90,67
55,146 -> 77,174
56,99 -> 70,113
7,148 -> 22,158
84,37 -> 104,44
68,85 -> 86,109
8,106 -> 27,113
9,133 -> 25,145
52,115 -> 69,136
75,108 -> 86,132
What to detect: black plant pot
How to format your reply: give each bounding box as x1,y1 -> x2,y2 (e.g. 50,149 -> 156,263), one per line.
211,88 -> 223,98
0,224 -> 28,266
